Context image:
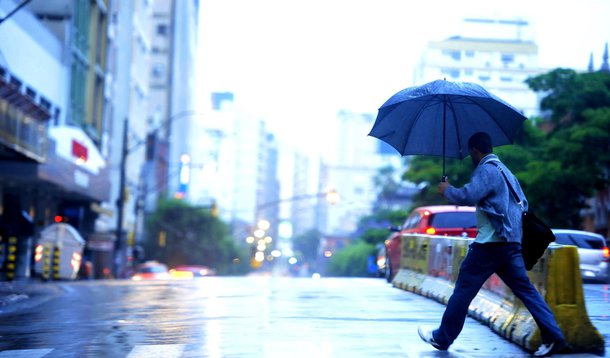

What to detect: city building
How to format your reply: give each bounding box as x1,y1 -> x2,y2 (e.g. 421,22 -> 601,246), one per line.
414,18 -> 545,117
289,151 -> 320,238
102,0 -> 200,277
0,0 -> 111,279
177,92 -> 283,268
318,110 -> 400,238
165,0 -> 201,200
104,0 -> 156,278
143,0 -> 174,212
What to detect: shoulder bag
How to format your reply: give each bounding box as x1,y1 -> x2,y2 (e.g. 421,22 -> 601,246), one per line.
487,161 -> 555,270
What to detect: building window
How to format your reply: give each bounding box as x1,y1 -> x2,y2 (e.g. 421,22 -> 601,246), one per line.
465,50 -> 475,57
441,68 -> 460,79
95,11 -> 107,64
464,69 -> 473,76
500,76 -> 513,82
152,63 -> 165,78
501,53 -> 515,66
442,50 -> 461,61
478,75 -> 491,82
157,24 -> 168,36
73,0 -> 91,56
69,58 -> 87,127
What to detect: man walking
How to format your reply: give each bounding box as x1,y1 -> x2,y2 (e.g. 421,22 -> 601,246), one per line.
417,132 -> 565,357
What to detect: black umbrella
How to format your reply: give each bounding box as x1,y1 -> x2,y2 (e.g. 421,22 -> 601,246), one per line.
369,79 -> 527,179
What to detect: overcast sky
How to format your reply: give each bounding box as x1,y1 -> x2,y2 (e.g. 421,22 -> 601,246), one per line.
197,0 -> 610,152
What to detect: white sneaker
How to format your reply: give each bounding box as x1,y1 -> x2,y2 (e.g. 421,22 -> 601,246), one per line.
417,326 -> 447,351
533,340 -> 565,357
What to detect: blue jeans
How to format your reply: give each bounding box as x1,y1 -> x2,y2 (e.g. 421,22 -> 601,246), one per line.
433,242 -> 565,349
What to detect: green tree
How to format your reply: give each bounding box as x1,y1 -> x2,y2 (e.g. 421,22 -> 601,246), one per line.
524,70 -> 610,227
144,199 -> 249,275
526,68 -> 610,126
402,156 -> 472,207
356,208 -> 409,245
326,241 -> 377,277
291,228 -> 321,267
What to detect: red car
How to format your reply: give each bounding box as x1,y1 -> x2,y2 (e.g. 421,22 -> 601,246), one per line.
169,265 -> 216,279
383,205 -> 477,282
131,261 -> 171,281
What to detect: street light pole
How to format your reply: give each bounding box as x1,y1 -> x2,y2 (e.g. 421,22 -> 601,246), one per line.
256,190 -> 339,212
114,117 -> 128,278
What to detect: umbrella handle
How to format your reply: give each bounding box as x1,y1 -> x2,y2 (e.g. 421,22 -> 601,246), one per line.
441,176 -> 448,182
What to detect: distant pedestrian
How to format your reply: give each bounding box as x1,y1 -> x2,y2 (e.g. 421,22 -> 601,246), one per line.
417,132 -> 565,357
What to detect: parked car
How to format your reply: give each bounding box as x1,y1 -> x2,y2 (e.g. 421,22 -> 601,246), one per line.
169,265 -> 216,279
383,205 -> 477,282
131,261 -> 171,281
551,229 -> 610,283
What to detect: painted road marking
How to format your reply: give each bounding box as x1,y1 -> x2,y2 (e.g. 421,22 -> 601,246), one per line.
127,344 -> 185,358
0,349 -> 53,358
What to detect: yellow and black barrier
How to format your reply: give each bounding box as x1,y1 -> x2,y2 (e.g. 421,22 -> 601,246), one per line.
5,236 -> 17,281
42,243 -> 52,280
392,234 -> 605,354
52,246 -> 61,280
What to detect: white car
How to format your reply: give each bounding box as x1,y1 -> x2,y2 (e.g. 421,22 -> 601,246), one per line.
551,229 -> 609,283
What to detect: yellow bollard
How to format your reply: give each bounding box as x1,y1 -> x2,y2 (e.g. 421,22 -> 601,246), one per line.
6,236 -> 17,281
42,243 -> 52,280
52,245 -> 61,280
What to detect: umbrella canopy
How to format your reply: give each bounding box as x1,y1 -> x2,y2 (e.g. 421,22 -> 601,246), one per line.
369,80 -> 527,177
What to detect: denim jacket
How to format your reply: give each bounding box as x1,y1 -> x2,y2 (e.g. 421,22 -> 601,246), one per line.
443,154 -> 528,243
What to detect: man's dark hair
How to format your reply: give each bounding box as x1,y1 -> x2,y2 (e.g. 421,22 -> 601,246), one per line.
468,132 -> 493,154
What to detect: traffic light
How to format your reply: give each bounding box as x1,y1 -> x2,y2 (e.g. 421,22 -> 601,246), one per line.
54,215 -> 66,223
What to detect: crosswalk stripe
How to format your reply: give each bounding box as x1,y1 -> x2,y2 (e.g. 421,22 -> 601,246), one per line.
0,349 -> 53,358
127,344 -> 185,358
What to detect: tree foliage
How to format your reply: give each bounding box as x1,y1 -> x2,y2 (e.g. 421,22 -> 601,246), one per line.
291,228 -> 321,267
325,241 -> 377,277
144,199 -> 249,274
523,70 -> 610,227
356,208 -> 409,245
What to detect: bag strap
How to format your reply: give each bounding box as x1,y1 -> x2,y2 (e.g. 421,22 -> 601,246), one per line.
486,161 -> 525,211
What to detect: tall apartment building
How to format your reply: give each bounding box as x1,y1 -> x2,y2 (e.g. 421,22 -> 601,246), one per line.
319,110 -> 397,237
143,0 -> 173,213
104,0 -> 155,277
414,18 -> 545,117
0,0 -> 111,279
186,93 -> 281,249
288,151 -> 319,237
166,0 -> 200,200
103,0 -> 200,276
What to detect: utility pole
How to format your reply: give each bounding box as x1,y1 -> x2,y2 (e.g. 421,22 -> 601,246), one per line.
114,118 -> 128,278
111,111 -> 204,278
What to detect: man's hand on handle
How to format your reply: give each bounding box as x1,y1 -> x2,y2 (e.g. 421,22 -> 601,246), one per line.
438,179 -> 450,196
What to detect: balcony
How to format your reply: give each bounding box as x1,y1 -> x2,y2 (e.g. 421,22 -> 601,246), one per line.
0,66 -> 51,162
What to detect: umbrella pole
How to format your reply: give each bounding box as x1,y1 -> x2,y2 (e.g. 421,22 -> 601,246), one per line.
442,95 -> 447,182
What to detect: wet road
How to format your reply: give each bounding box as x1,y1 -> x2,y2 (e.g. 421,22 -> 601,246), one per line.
0,277 -> 607,357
